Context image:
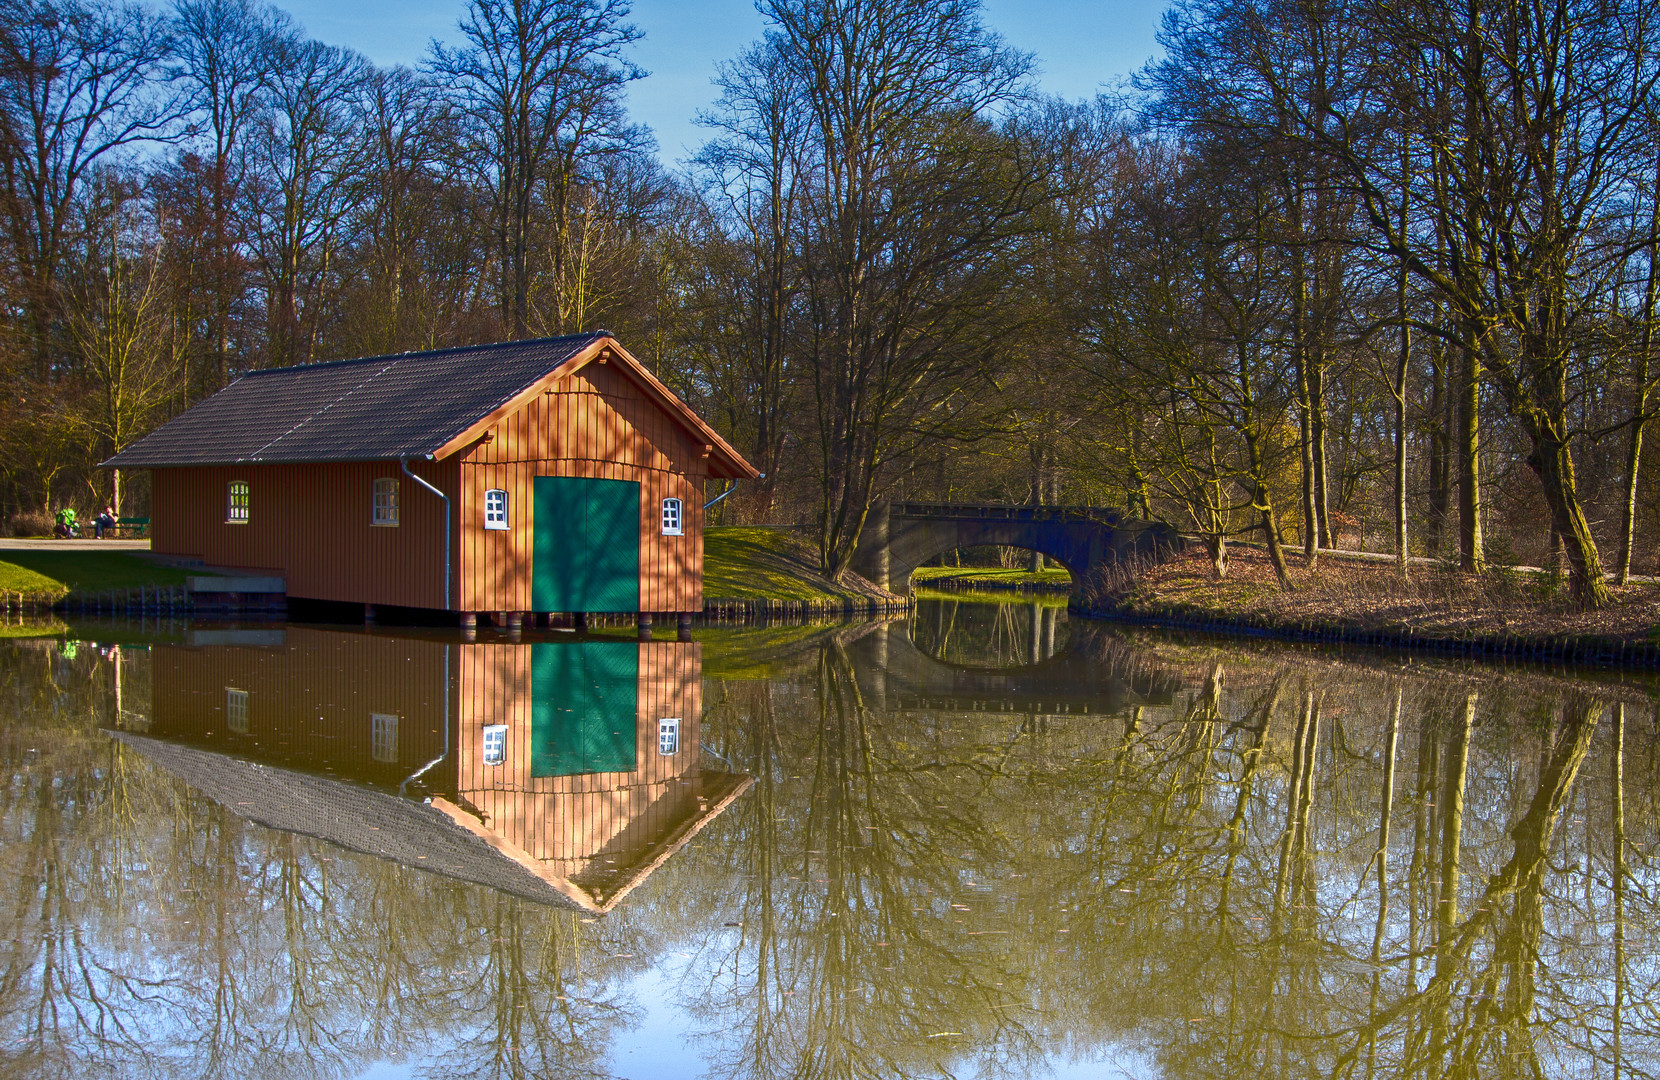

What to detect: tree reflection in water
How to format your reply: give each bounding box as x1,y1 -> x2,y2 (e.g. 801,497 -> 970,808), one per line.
909,597 -> 1067,668
0,620 -> 1657,1078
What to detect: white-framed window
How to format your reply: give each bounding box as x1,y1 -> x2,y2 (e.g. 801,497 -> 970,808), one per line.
482,724 -> 508,766
370,712 -> 399,763
661,497 -> 684,536
226,481 -> 250,524
484,489 -> 509,530
658,718 -> 680,756
372,478 -> 399,526
225,688 -> 249,734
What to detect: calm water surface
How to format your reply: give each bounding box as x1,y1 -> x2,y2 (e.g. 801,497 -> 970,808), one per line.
1,598 -> 1657,1079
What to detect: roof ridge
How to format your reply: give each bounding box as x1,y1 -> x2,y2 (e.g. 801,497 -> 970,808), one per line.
237,331 -> 612,378
244,359 -> 403,460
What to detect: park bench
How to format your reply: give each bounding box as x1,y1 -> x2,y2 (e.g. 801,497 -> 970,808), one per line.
114,517 -> 150,538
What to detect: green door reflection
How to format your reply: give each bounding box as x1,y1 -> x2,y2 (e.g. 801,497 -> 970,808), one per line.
530,642 -> 638,778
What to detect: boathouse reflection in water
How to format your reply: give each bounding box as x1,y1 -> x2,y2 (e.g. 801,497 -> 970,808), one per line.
113,627 -> 750,912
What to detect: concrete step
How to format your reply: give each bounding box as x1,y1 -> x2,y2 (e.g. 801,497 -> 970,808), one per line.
189,575 -> 285,594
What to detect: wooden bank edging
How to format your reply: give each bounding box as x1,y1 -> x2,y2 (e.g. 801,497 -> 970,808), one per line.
702,596 -> 912,623
1071,601 -> 1660,671
0,586 -> 235,618
915,577 -> 1071,597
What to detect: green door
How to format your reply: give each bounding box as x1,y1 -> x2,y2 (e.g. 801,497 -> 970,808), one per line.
531,642 -> 639,778
532,476 -> 641,612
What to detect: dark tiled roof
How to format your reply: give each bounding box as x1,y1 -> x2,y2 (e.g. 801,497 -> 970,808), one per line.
105,333 -> 609,467
111,731 -> 587,909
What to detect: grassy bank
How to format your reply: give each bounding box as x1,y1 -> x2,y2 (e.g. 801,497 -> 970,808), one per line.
703,526 -> 903,607
0,551 -> 198,601
911,565 -> 1072,593
1083,546 -> 1660,664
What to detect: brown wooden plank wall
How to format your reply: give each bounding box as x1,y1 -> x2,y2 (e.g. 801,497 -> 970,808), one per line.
152,459 -> 459,609
458,358 -> 708,613
148,628 -> 451,784
453,641 -> 704,869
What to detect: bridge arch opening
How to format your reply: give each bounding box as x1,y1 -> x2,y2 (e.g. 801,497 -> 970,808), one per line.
909,545 -> 1077,594
851,501 -> 1181,598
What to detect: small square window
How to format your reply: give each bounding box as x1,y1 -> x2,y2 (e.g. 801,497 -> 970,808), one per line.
484,489 -> 509,530
658,718 -> 680,756
372,478 -> 399,526
226,481 -> 250,524
482,724 -> 508,766
225,688 -> 249,734
661,498 -> 684,536
371,713 -> 399,763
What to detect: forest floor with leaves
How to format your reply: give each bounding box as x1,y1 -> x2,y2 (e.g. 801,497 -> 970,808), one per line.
1088,546 -> 1660,643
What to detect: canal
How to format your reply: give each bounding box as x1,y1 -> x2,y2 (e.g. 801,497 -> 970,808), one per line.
0,598 -> 1654,1078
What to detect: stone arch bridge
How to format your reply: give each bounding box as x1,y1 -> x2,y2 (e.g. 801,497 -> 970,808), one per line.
851,501 -> 1183,599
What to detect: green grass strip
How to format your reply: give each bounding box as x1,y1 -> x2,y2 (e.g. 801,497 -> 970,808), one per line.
0,552 -> 198,598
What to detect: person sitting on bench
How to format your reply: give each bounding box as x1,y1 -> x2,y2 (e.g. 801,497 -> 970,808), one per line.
94,505 -> 116,539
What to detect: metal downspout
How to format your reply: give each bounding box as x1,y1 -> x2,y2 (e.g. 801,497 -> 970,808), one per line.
400,456 -> 451,610
400,643 -> 451,797
704,473 -> 764,511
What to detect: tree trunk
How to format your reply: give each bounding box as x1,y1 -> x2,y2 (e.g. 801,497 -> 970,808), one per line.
1028,449 -> 1045,572
1126,415 -> 1153,518
1257,481 -> 1292,587
1458,339 -> 1484,573
1393,158 -> 1411,577
1310,357 -> 1331,548
1619,191 -> 1658,585
1618,412 -> 1646,585
1204,534 -> 1229,578
1294,253 -> 1317,565
1526,425 -> 1611,606
1426,336 -> 1450,558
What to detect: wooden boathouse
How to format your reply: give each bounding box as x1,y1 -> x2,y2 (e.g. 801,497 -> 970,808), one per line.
104,332 -> 757,625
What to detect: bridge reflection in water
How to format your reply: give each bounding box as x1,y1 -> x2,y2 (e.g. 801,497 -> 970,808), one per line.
844,599 -> 1181,716
110,627 -> 750,913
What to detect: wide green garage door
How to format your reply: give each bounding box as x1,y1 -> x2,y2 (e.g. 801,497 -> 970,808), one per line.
531,642 -> 639,778
532,476 -> 641,613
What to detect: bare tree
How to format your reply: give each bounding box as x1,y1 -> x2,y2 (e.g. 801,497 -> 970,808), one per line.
760,0 -> 1040,579
342,64 -> 451,355
63,174 -> 180,511
168,0 -> 285,392
248,31 -> 366,367
429,0 -> 643,340
696,36 -> 809,511
0,0 -> 180,380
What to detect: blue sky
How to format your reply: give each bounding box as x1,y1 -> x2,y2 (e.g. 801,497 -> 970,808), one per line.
275,0 -> 1170,165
